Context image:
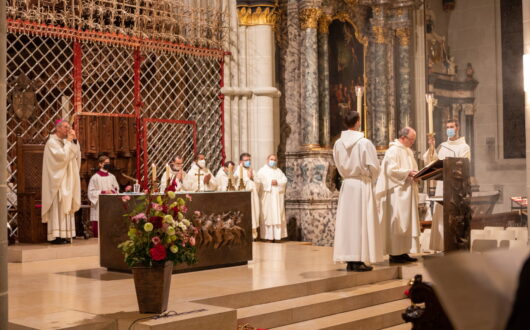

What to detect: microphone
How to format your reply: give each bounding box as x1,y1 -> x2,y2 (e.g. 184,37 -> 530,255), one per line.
440,144 -> 456,157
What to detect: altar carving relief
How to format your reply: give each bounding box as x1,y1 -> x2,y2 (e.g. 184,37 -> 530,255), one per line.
192,211 -> 246,249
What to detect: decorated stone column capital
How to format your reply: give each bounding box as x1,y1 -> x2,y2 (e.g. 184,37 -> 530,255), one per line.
318,13 -> 332,34
299,8 -> 322,29
395,26 -> 411,46
236,2 -> 278,27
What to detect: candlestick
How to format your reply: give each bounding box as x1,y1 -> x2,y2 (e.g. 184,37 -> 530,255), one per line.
165,164 -> 170,187
425,93 -> 436,134
151,163 -> 156,183
355,85 -> 364,127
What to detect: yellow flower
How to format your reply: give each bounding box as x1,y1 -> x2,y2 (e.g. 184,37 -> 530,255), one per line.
144,222 -> 154,232
170,235 -> 177,241
167,191 -> 176,199
163,215 -> 174,223
182,219 -> 190,227
127,228 -> 137,238
170,245 -> 179,253
166,226 -> 176,235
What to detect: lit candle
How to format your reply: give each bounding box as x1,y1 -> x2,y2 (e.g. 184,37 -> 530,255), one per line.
152,164 -> 156,183
426,93 -> 434,134
355,85 -> 364,127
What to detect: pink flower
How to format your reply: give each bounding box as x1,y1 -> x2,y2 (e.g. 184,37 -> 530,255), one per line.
185,194 -> 192,201
131,213 -> 147,223
121,195 -> 131,202
151,203 -> 163,211
189,237 -> 196,246
151,236 -> 161,245
162,223 -> 169,230
180,205 -> 188,213
194,210 -> 201,217
125,185 -> 132,192
143,189 -> 149,194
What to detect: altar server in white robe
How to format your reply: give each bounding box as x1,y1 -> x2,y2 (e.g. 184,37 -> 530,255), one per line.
160,155 -> 186,192
375,127 -> 420,263
256,155 -> 288,241
234,153 -> 261,239
333,112 -> 382,272
87,155 -> 120,238
183,153 -> 218,191
215,161 -> 235,191
423,119 -> 471,251
41,119 -> 81,244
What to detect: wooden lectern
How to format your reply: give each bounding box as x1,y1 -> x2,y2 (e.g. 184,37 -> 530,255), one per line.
415,157 -> 472,252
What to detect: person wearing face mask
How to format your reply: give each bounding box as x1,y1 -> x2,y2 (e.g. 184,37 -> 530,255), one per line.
422,119 -> 470,252
256,155 -> 288,241
234,153 -> 260,239
375,127 -> 420,264
87,155 -> 120,238
183,153 -> 218,191
160,155 -> 186,192
215,161 -> 236,192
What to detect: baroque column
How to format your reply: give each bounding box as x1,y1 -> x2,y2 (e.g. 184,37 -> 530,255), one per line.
299,4 -> 321,148
365,1 -> 390,149
318,13 -> 332,148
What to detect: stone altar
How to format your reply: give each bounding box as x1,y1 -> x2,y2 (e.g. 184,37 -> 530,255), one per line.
99,191 -> 252,272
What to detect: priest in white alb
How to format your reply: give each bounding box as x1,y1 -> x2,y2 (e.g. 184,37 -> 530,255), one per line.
215,161 -> 235,191
375,127 -> 420,263
333,111 -> 382,272
256,155 -> 288,241
423,119 -> 471,251
183,153 -> 218,191
234,153 -> 260,239
87,155 -> 120,238
41,119 -> 81,244
160,155 -> 186,192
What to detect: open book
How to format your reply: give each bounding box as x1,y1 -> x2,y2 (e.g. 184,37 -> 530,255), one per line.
414,159 -> 443,180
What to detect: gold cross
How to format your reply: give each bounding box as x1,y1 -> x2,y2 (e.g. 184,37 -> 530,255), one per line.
195,168 -> 204,192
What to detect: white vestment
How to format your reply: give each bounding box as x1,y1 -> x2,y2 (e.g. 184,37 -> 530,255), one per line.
159,166 -> 186,192
333,130 -> 383,263
375,140 -> 420,256
423,136 -> 471,251
234,165 -> 260,237
183,164 -> 218,191
256,165 -> 288,240
87,171 -> 120,222
41,134 -> 81,241
215,168 -> 235,192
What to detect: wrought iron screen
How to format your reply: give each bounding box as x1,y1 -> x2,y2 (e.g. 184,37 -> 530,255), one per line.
6,23 -> 224,239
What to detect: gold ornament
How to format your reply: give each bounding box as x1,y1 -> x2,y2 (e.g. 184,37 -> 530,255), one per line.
318,14 -> 332,34
237,5 -> 278,26
396,27 -> 410,46
372,25 -> 386,43
299,8 -> 322,29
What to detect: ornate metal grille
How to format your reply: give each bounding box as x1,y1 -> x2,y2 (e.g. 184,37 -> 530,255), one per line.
6,20 -> 224,239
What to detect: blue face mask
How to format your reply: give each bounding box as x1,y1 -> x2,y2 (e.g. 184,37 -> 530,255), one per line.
243,160 -> 251,168
446,128 -> 456,138
268,160 -> 277,168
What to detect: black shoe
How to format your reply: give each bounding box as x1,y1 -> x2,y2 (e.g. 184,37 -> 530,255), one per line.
61,238 -> 71,244
346,262 -> 354,271
400,254 -> 418,262
50,238 -> 62,245
350,262 -> 373,272
389,255 -> 408,264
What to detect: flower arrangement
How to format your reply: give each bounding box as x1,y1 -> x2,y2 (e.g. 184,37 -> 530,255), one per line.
118,190 -> 199,267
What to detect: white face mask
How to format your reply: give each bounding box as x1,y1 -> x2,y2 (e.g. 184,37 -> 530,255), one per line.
197,159 -> 206,168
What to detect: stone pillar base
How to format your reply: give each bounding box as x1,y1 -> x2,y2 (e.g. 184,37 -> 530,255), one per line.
284,149 -> 338,246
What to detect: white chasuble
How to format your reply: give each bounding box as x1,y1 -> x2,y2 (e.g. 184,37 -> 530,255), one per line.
215,168 -> 233,192
41,134 -> 81,241
375,140 -> 420,256
256,165 -> 288,240
234,165 -> 261,237
333,130 -> 383,264
87,171 -> 120,222
422,136 -> 471,251
183,164 -> 218,192
159,165 -> 186,192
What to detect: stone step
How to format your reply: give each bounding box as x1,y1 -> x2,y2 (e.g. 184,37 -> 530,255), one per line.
383,323 -> 412,330
195,266 -> 402,309
270,299 -> 410,330
238,279 -> 408,329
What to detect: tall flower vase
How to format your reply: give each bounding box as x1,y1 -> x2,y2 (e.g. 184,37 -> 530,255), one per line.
132,261 -> 173,313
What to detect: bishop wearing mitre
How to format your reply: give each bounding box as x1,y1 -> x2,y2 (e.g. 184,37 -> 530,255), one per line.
234,152 -> 260,239
423,119 -> 470,251
375,127 -> 420,263
87,155 -> 120,238
183,153 -> 218,191
41,119 -> 81,244
256,155 -> 288,241
160,155 -> 186,192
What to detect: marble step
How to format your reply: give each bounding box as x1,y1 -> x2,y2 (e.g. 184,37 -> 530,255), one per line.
238,279 -> 408,329
196,266 -> 401,309
270,299 -> 410,330
383,323 -> 412,329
